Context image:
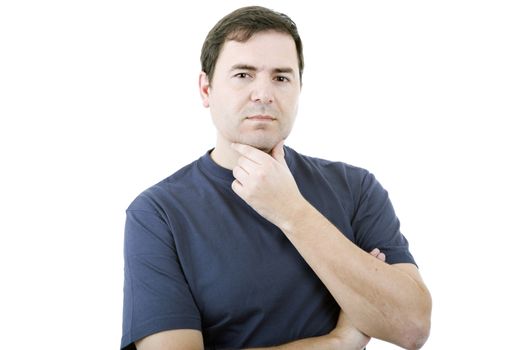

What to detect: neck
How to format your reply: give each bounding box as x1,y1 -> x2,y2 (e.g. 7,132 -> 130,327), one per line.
210,136 -> 239,170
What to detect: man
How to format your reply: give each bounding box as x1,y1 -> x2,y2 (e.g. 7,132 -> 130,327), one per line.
121,6 -> 432,350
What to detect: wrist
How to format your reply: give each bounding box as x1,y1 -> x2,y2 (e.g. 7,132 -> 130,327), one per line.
328,328 -> 371,350
278,196 -> 312,235
325,333 -> 345,349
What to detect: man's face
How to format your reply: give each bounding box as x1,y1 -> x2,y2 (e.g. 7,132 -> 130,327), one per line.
200,31 -> 301,152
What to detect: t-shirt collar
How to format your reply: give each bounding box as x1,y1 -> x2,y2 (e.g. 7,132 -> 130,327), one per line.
198,146 -> 297,184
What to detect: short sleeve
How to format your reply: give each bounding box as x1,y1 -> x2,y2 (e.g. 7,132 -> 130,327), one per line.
351,172 -> 417,266
121,195 -> 201,349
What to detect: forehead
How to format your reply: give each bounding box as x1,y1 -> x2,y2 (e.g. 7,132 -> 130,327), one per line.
216,31 -> 299,72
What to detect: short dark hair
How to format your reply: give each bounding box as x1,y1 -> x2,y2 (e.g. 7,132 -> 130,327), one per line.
200,6 -> 304,84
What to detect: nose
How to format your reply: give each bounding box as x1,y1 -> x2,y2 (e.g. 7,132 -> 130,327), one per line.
250,78 -> 274,104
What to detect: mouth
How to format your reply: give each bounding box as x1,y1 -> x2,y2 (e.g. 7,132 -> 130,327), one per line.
246,115 -> 276,121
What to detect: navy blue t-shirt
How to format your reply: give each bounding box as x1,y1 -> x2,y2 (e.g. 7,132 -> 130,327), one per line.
121,146 -> 415,349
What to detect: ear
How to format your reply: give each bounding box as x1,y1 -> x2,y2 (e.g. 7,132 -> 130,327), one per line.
199,71 -> 211,108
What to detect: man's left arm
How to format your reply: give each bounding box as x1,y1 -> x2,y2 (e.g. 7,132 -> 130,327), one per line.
231,142 -> 432,350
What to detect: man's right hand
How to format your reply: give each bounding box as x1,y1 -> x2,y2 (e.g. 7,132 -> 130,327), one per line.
329,312 -> 371,350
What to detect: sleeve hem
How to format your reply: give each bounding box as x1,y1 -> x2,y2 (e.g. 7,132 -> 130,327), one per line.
121,316 -> 201,350
385,250 -> 417,267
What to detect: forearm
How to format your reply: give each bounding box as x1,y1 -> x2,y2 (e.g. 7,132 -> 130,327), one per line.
280,199 -> 431,349
245,332 -> 359,350
229,143 -> 430,349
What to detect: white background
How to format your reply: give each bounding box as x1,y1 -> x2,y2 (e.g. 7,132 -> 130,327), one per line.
1,0 -> 524,348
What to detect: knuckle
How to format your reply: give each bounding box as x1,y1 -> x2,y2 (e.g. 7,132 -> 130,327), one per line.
255,168 -> 267,180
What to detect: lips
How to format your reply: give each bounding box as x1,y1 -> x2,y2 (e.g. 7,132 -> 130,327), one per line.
246,115 -> 275,121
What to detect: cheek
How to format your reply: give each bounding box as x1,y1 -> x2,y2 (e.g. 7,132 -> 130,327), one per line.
282,93 -> 300,117
211,91 -> 245,115
209,104 -> 241,135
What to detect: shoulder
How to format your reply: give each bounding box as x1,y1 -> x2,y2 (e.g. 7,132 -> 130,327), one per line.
126,158 -> 202,215
286,146 -> 391,210
286,146 -> 373,188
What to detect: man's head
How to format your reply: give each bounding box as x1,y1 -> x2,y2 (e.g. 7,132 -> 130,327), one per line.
200,6 -> 304,85
199,6 -> 304,154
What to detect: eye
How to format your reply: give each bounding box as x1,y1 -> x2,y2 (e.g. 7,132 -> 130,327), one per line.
234,72 -> 250,79
275,76 -> 290,82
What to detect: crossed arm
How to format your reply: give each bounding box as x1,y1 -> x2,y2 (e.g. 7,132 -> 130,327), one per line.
135,142 -> 431,350
229,142 -> 431,349
136,249 -> 386,350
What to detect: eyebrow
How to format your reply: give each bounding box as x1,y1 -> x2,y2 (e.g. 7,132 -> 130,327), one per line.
230,64 -> 295,75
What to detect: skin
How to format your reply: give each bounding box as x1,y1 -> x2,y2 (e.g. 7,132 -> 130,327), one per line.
137,249 -> 386,350
137,30 -> 432,350
199,31 -> 300,169
230,142 -> 431,349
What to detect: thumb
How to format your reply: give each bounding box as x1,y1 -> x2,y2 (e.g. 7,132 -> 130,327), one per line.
271,140 -> 286,163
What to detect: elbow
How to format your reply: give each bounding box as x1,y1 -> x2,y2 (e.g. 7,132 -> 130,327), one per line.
401,322 -> 430,350
400,292 -> 432,350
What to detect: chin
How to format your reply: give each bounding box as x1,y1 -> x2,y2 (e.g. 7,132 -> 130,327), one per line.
235,130 -> 287,153
246,138 -> 280,153
246,143 -> 272,153
256,146 -> 273,153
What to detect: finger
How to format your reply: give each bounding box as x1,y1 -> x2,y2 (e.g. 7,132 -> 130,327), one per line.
231,143 -> 268,164
237,155 -> 259,174
378,252 -> 386,262
370,248 -> 380,257
232,165 -> 249,185
231,179 -> 243,195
